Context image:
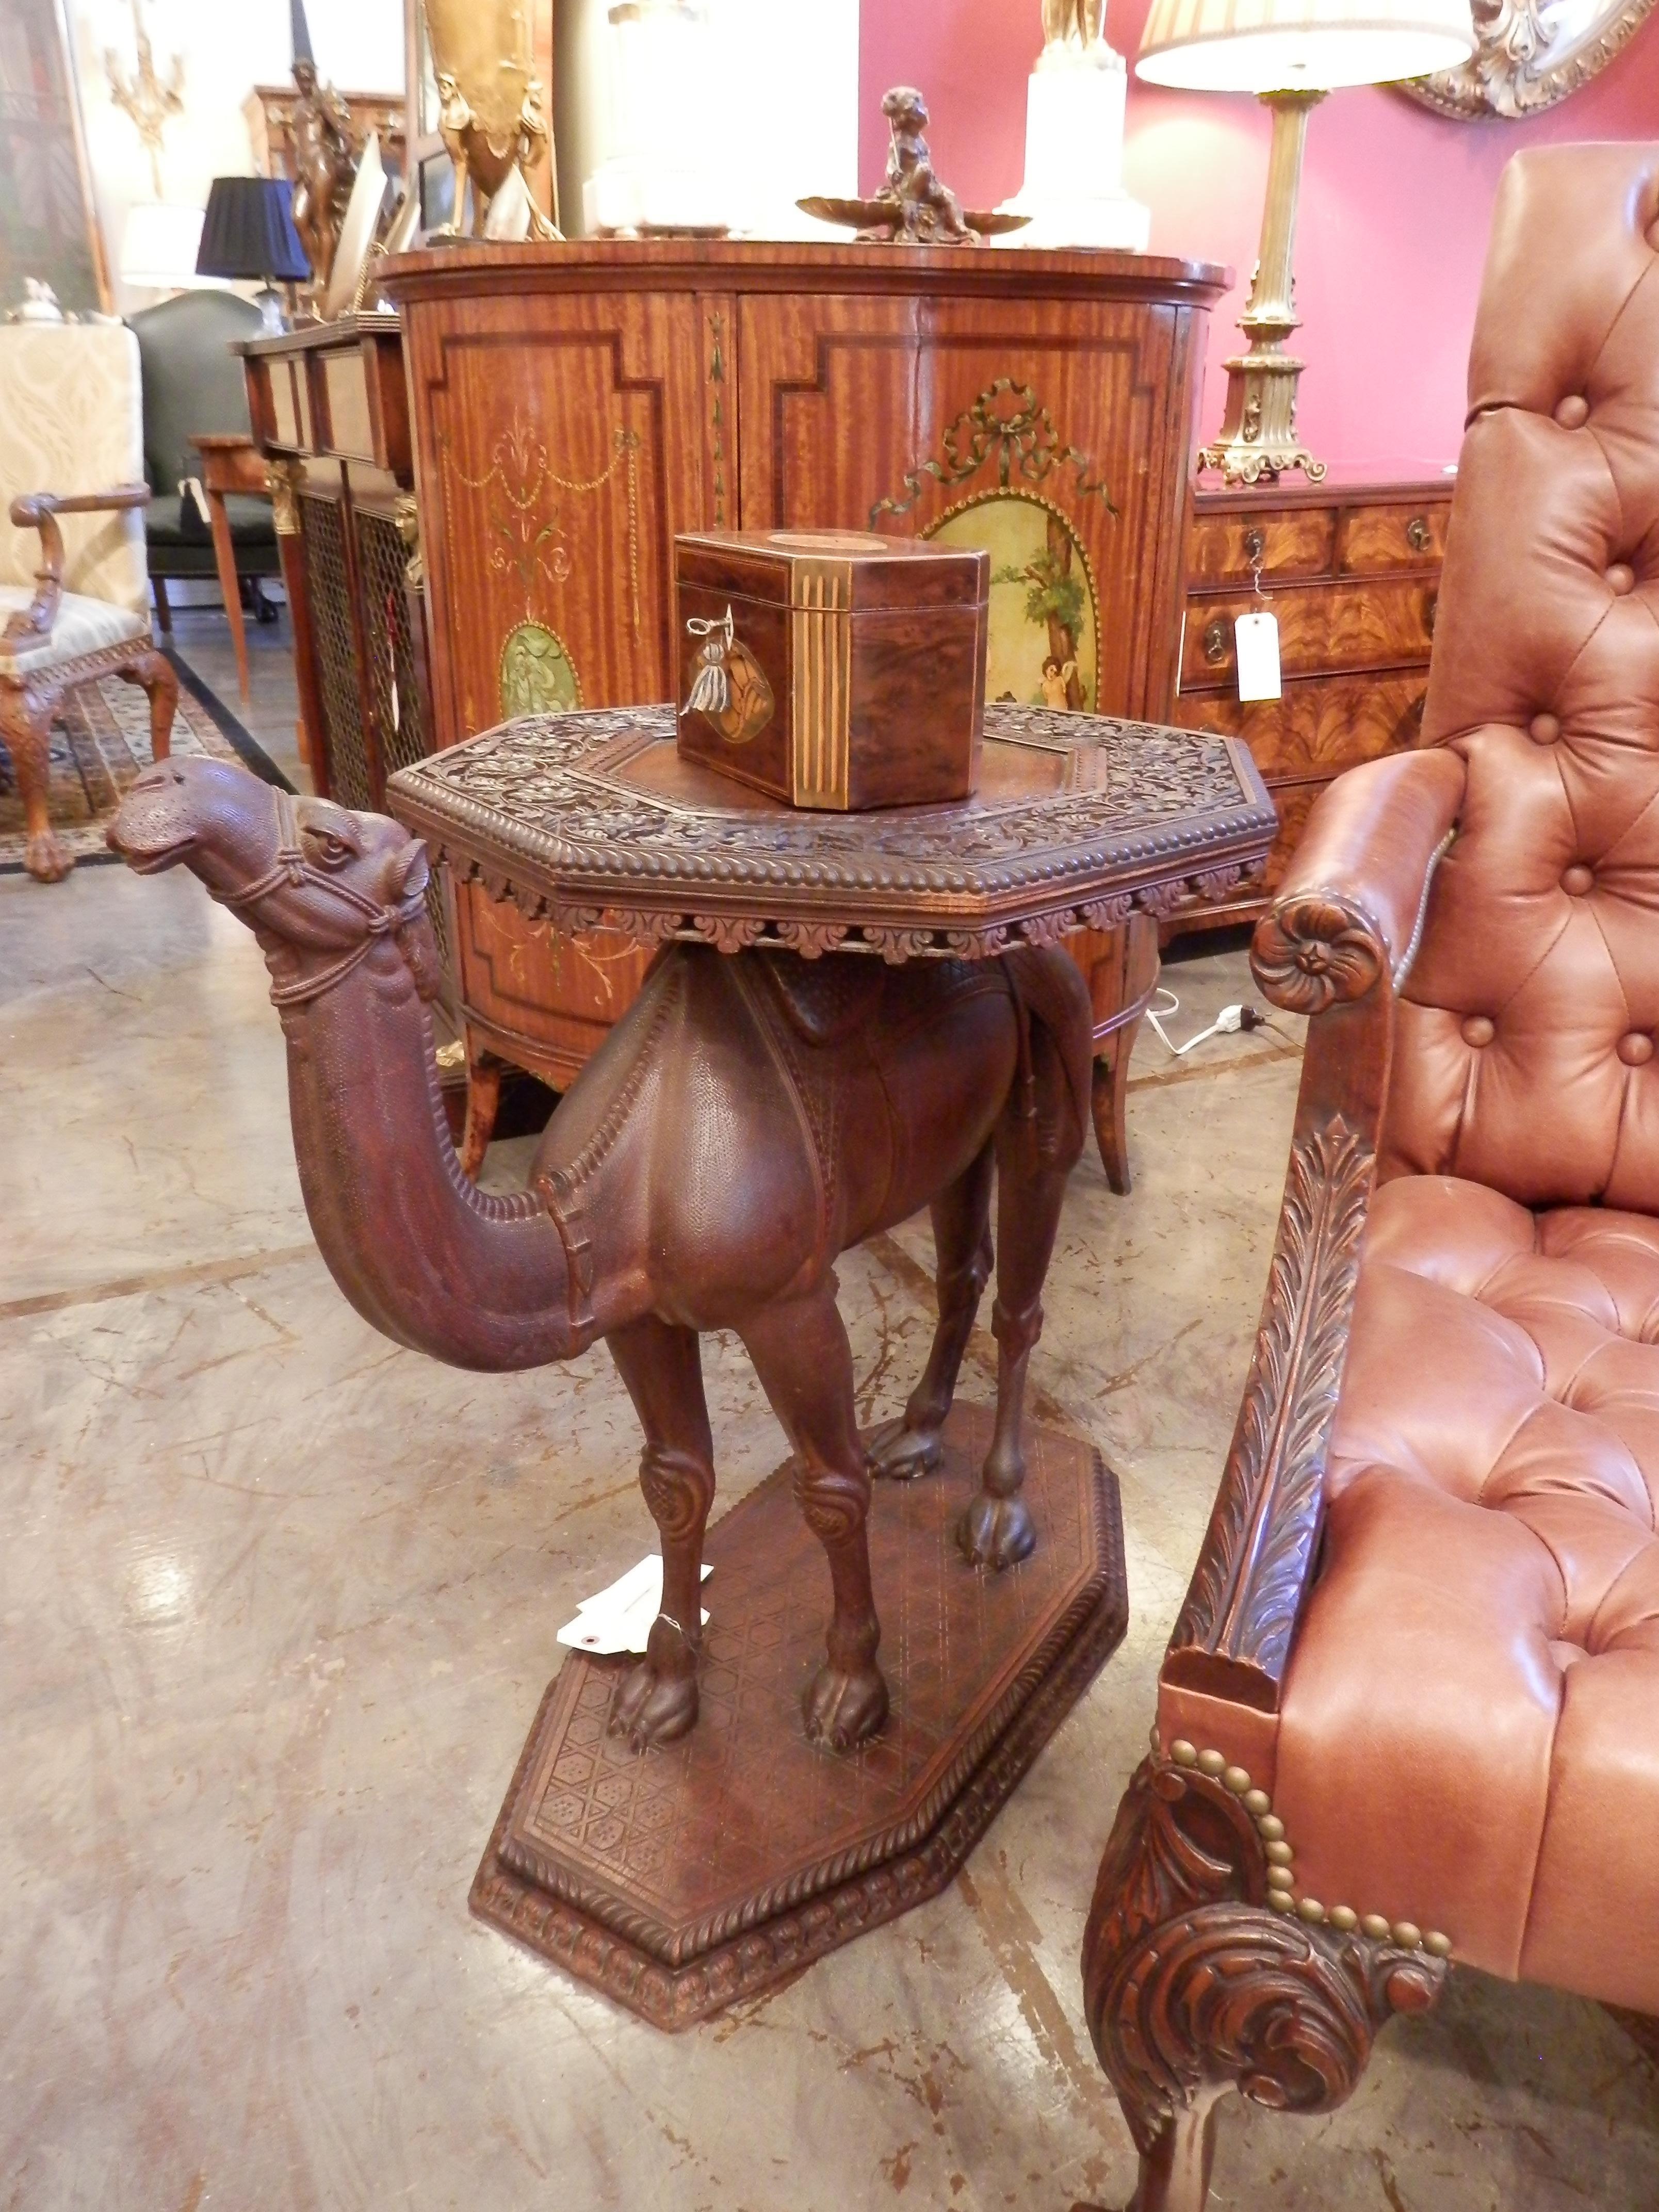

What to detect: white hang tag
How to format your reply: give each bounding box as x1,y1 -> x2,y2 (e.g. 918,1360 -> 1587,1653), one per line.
556,1555 -> 712,1656
1233,610 -> 1281,703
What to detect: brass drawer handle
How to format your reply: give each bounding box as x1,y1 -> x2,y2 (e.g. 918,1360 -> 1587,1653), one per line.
1203,618 -> 1229,665
1243,526 -> 1265,563
1406,515 -> 1432,554
1425,590 -> 1438,637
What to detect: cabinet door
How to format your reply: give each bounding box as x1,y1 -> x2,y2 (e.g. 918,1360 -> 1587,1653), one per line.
735,290 -> 1200,721
404,286 -> 722,745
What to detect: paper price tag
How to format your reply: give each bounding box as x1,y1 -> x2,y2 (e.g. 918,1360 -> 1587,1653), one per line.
1234,610 -> 1281,703
556,1556 -> 712,1656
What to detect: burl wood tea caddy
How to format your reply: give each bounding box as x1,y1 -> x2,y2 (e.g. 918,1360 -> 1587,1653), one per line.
674,528 -> 989,810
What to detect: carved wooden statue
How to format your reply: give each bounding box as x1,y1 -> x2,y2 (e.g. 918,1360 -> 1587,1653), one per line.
288,56 -> 359,292
109,759 -> 1093,1755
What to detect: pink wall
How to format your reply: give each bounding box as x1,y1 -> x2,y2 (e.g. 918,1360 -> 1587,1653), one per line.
860,4 -> 1659,476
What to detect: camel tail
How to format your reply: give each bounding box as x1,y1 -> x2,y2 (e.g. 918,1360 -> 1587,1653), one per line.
1000,944 -> 1096,1170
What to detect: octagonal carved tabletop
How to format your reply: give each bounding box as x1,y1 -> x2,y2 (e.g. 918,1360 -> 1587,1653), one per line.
386,701 -> 1276,958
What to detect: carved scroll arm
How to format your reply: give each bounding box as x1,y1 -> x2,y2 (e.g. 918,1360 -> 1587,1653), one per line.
4,485 -> 150,644
1165,750 -> 1466,1714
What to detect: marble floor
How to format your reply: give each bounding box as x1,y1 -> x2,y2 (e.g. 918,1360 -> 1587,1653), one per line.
3,629 -> 1657,2208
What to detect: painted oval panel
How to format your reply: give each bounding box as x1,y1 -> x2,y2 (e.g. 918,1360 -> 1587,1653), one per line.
499,621 -> 582,719
925,491 -> 1100,713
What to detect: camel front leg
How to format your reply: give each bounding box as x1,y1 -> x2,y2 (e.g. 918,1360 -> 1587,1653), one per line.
741,1283 -> 889,1752
867,1140 -> 993,1481
604,1314 -> 715,1750
959,1135 -> 1072,1571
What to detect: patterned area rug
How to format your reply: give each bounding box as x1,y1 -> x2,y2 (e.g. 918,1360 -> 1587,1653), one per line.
0,653 -> 290,875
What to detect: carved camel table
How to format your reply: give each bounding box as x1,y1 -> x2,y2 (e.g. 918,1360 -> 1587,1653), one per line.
110,702 -> 1273,2026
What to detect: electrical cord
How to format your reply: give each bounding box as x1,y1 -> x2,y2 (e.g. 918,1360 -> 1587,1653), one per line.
1146,986 -> 1273,1057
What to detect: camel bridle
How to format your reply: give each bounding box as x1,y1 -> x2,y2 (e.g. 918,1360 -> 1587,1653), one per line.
213,786 -> 429,1009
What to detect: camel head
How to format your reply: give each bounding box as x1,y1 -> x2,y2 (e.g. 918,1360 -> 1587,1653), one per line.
108,757 -> 441,1009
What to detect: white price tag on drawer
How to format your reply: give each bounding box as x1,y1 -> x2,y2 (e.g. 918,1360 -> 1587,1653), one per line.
1234,610 -> 1281,702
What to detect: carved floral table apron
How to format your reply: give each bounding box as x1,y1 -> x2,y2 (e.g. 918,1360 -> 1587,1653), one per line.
387,701 -> 1274,2028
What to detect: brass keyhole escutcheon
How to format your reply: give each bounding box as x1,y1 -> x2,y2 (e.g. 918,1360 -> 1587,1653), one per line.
1406,515 -> 1432,554
1203,619 -> 1228,665
1243,527 -> 1265,564
1425,590 -> 1438,637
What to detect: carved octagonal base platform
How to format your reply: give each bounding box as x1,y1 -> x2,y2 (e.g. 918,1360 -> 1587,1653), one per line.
471,1402 -> 1127,2028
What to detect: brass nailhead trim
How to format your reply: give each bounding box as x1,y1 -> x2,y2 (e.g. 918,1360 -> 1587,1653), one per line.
1159,1741 -> 1452,1961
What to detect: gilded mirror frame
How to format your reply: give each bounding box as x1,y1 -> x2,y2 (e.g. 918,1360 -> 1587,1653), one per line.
1400,0 -> 1659,119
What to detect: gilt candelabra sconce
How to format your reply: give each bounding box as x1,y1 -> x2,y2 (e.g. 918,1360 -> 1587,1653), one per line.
105,0 -> 184,199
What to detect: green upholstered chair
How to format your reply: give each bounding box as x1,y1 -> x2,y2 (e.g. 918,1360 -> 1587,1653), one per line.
129,289 -> 280,631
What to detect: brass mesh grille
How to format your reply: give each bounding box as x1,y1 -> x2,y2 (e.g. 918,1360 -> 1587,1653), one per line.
352,506 -> 449,972
299,494 -> 373,813
355,507 -> 431,782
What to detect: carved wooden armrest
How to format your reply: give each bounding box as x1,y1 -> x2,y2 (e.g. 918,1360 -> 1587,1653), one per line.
4,484 -> 150,644
1164,750 -> 1466,1716
1250,749 -> 1467,1014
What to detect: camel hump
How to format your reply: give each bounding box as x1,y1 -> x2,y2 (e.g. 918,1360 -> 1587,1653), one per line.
1000,944 -> 1094,1168
755,952 -> 887,1049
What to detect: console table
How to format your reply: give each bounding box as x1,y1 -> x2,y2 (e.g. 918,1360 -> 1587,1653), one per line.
234,315 -> 427,816
375,238 -> 1229,1176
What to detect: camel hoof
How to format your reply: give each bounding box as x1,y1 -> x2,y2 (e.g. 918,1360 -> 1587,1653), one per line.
957,1492 -> 1036,1571
866,1414 -> 943,1482
608,1656 -> 698,1751
24,829 -> 73,884
803,1660 -> 888,1752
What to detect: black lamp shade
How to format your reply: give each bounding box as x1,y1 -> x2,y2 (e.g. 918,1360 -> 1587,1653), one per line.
196,177 -> 310,284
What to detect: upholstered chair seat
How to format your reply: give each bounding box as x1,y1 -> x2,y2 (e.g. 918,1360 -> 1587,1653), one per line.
0,588 -> 148,673
1081,141 -> 1659,2211
0,318 -> 176,881
1278,1175 -> 1659,2011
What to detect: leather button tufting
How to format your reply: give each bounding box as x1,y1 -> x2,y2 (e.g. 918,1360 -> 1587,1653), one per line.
1562,864 -> 1595,895
1619,1034 -> 1655,1066
1607,563 -> 1636,595
1554,395 -> 1590,428
1461,1015 -> 1495,1047
1529,712 -> 1561,744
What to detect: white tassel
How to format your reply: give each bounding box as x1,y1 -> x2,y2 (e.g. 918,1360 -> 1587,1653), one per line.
686,659 -> 729,714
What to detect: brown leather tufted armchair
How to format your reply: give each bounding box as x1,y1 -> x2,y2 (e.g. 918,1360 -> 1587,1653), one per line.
1080,143 -> 1659,2210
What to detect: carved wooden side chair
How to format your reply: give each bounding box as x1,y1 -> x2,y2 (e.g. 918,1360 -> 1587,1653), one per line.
0,318 -> 177,882
1081,141 -> 1659,2209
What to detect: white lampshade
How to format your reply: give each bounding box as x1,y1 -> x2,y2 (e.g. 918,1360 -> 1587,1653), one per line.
1137,0 -> 1475,90
119,201 -> 206,291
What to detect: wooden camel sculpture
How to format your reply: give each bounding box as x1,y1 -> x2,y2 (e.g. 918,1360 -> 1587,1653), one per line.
109,759 -> 1093,1755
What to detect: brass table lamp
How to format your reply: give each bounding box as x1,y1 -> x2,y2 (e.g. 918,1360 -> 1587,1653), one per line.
1137,0 -> 1475,484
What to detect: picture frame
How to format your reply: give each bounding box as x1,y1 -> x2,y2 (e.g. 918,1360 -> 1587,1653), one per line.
0,0 -> 112,316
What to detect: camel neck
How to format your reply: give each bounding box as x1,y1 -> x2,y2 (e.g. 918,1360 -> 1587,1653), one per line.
279,944 -> 580,1371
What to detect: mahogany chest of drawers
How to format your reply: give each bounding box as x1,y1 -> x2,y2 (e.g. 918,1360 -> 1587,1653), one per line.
1168,476 -> 1454,929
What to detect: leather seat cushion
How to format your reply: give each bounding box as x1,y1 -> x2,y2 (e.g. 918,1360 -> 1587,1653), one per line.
145,493 -> 275,549
1268,1173 -> 1659,2011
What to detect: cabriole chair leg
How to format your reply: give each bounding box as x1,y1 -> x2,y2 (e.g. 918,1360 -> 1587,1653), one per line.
1079,1759 -> 1447,2212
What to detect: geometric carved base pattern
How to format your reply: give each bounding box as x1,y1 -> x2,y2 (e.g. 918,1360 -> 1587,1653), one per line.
472,1403 -> 1127,2029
